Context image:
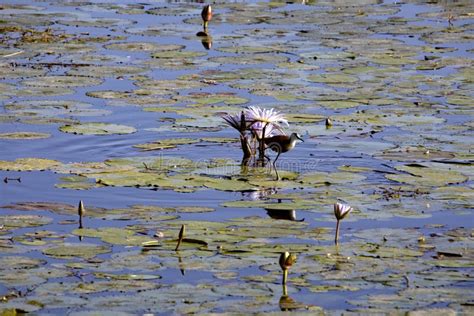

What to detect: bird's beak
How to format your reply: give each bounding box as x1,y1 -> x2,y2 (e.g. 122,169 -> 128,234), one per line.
297,135 -> 304,142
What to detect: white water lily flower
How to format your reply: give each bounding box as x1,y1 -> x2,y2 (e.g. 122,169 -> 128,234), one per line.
245,106 -> 289,136
222,111 -> 246,134
250,121 -> 280,139
334,202 -> 353,221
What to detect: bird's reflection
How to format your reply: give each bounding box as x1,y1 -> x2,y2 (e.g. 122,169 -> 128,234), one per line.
266,208 -> 304,222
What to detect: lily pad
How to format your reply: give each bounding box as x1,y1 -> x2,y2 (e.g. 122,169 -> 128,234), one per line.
56,175 -> 96,190
0,215 -> 52,228
307,73 -> 359,84
133,138 -> 199,151
5,100 -> 111,118
386,164 -> 468,187
67,65 -> 148,78
105,42 -> 184,52
0,132 -> 50,139
151,50 -> 207,59
43,243 -> 111,259
21,75 -> 103,88
60,123 -> 136,135
300,171 -> 366,185
72,228 -> 153,246
0,158 -> 60,171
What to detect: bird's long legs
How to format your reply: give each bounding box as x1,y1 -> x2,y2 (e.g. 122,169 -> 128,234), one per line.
273,150 -> 281,181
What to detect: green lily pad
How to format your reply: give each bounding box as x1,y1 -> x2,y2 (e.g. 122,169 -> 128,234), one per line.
376,146 -> 456,161
0,63 -> 46,79
56,175 -> 97,190
133,138 -> 199,151
200,137 -> 238,143
300,171 -> 366,185
0,256 -> 45,269
386,164 -> 468,187
0,158 -> 61,171
105,42 -> 184,52
73,228 -> 153,246
307,73 -> 359,84
176,206 -> 214,213
43,243 -> 111,259
151,50 -> 206,59
67,65 -> 148,78
286,113 -> 326,123
318,100 -> 362,109
179,92 -> 249,105
0,215 -> 52,228
5,100 -> 111,118
203,178 -> 259,192
60,123 -> 136,135
21,75 -> 103,88
0,266 -> 72,288
0,132 -> 50,139
209,54 -> 289,65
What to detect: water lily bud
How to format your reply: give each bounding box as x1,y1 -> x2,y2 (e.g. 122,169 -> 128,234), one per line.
178,224 -> 185,241
279,252 -> 296,271
201,4 -> 212,29
201,4 -> 212,23
334,202 -> 353,221
325,117 -> 333,128
78,200 -> 85,217
175,224 -> 186,251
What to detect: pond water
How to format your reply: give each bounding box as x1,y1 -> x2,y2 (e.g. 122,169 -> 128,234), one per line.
0,0 -> 473,314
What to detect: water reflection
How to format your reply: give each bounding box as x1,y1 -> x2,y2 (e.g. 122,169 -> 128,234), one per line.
195,3 -> 213,49
200,33 -> 212,50
279,284 -> 309,311
240,187 -> 277,201
177,253 -> 186,276
266,208 -> 304,222
78,200 -> 85,241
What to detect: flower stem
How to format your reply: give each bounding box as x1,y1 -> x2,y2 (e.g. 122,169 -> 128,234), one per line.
240,135 -> 252,165
282,269 -> 288,285
258,122 -> 269,166
335,219 -> 340,245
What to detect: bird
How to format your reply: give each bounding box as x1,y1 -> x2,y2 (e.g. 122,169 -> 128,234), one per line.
264,133 -> 304,180
201,5 -> 212,31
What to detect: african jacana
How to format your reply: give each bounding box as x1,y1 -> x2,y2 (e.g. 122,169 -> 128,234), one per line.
264,133 -> 303,180
201,5 -> 212,30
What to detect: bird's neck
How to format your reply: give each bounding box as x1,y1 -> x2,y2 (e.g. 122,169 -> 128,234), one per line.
287,137 -> 298,150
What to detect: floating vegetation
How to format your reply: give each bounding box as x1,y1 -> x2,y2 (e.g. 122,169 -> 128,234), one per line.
59,122 -> 137,135
0,132 -> 51,139
0,0 -> 473,314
